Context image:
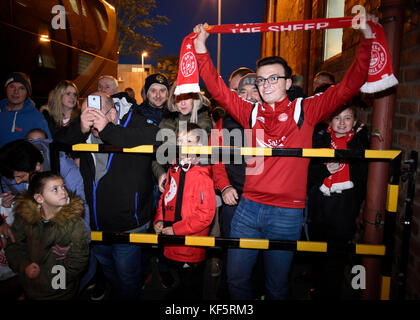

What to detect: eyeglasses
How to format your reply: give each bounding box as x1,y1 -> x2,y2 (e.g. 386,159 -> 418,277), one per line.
255,75 -> 289,86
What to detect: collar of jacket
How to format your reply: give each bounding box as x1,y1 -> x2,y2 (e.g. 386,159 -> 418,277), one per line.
14,194 -> 84,226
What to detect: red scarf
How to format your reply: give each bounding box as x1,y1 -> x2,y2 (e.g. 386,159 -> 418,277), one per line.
175,17 -> 398,94
162,159 -> 196,226
174,32 -> 200,95
319,127 -> 355,196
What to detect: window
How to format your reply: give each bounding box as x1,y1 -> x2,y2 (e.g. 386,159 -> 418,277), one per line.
323,0 -> 344,60
81,0 -> 87,16
78,52 -> 93,75
95,8 -> 108,32
69,0 -> 80,15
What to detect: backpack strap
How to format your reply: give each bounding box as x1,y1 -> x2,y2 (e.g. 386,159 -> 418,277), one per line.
293,97 -> 305,129
249,102 -> 259,129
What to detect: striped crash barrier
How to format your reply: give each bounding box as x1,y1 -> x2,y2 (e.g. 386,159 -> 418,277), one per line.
90,232 -> 386,256
72,143 -> 401,213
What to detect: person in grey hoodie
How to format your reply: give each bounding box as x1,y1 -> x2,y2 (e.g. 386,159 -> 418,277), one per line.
0,72 -> 51,147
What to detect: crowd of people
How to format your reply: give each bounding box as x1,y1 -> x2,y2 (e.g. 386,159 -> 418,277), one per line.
0,16 -> 377,301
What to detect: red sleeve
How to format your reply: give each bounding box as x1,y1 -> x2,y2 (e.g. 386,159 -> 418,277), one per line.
304,38 -> 373,125
172,174 -> 216,236
154,172 -> 170,225
209,119 -> 231,192
154,196 -> 163,226
197,52 -> 254,129
212,163 -> 232,192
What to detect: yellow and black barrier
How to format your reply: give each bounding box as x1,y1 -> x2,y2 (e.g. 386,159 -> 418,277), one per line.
69,143 -> 401,213
71,143 -> 401,160
90,231 -> 385,256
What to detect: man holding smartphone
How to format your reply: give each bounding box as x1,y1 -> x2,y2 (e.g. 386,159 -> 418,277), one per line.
55,91 -> 160,300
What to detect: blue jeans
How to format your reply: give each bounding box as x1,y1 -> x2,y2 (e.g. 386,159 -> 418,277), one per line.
91,223 -> 149,300
227,197 -> 303,300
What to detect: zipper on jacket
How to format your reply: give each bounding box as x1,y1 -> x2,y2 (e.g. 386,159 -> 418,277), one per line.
92,153 -> 114,231
92,181 -> 99,231
11,111 -> 18,132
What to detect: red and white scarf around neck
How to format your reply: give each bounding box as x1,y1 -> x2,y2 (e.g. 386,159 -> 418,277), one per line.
319,127 -> 355,196
175,17 -> 398,95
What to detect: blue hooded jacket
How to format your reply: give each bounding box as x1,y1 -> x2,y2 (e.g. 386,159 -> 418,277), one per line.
0,98 -> 51,147
0,139 -> 90,239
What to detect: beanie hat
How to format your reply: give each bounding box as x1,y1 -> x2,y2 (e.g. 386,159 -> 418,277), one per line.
4,72 -> 32,97
144,73 -> 169,96
237,73 -> 257,92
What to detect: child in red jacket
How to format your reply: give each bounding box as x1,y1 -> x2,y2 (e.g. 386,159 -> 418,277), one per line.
154,122 -> 216,299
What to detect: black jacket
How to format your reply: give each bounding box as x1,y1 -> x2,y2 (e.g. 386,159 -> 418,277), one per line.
221,115 -> 247,197
54,106 -> 160,232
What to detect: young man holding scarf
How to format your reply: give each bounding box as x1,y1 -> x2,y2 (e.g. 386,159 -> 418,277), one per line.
192,15 -> 377,300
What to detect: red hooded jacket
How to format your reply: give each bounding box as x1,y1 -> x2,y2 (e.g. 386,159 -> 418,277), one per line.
154,163 -> 216,263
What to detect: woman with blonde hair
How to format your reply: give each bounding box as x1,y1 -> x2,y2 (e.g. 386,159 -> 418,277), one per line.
160,81 -> 212,134
44,80 -> 80,137
153,81 -> 213,192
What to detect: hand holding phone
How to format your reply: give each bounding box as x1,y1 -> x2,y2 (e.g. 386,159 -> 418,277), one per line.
88,95 -> 101,110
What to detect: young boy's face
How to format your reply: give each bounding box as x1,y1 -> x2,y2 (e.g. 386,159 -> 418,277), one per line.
177,131 -> 201,161
26,131 -> 46,142
177,131 -> 200,146
330,108 -> 356,138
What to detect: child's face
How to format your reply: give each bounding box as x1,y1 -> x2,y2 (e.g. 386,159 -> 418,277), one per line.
177,131 -> 200,161
26,131 -> 46,142
330,108 -> 356,138
37,178 -> 68,209
177,131 -> 200,146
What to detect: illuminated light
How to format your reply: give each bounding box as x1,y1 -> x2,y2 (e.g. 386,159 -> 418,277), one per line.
102,0 -> 115,10
40,35 -> 50,42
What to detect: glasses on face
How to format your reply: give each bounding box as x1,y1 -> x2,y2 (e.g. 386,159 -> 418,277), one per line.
255,75 -> 288,86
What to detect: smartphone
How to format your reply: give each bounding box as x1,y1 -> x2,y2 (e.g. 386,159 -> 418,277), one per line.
88,95 -> 101,110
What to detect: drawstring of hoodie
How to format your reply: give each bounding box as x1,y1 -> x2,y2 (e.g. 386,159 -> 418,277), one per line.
11,111 -> 17,133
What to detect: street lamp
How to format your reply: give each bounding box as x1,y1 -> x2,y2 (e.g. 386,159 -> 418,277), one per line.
141,51 -> 148,98
141,51 -> 148,73
217,0 -> 221,74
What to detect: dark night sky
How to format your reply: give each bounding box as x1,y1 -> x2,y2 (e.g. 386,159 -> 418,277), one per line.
119,0 -> 266,85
